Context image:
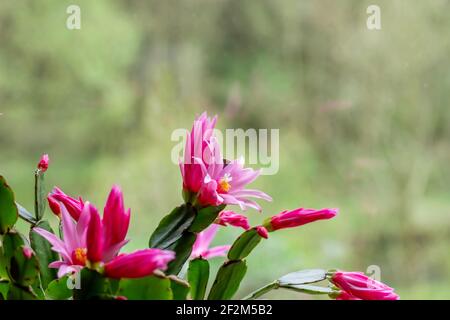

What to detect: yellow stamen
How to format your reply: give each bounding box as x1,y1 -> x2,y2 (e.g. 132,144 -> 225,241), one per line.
72,247 -> 87,266
219,174 -> 232,193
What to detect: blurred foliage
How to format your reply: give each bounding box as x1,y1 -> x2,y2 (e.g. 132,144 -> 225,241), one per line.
0,0 -> 449,299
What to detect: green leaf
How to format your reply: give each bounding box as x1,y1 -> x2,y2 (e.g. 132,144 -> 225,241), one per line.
189,204 -> 226,233
8,246 -> 40,287
279,284 -> 334,295
7,284 -> 38,300
0,231 -> 26,279
227,228 -> 262,261
30,220 -> 59,289
119,275 -> 173,300
73,269 -> 110,300
45,276 -> 73,300
34,171 -> 46,221
208,260 -> 247,300
0,279 -> 9,299
16,203 -> 38,225
278,269 -> 327,286
188,257 -> 210,300
169,275 -> 190,300
149,204 -> 196,249
165,232 -> 197,275
0,176 -> 18,235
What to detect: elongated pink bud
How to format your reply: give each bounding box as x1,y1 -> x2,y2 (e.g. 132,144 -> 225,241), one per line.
37,154 -> 49,172
216,211 -> 250,230
330,271 -> 399,300
86,203 -> 103,263
48,187 -> 84,221
335,291 -> 361,300
47,195 -> 61,217
266,208 -> 338,231
256,226 -> 268,239
104,249 -> 175,279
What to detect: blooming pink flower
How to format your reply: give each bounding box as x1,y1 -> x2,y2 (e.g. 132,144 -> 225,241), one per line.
104,249 -> 175,279
191,225 -> 230,260
265,208 -> 338,231
256,226 -> 269,239
215,211 -> 250,230
180,112 -> 217,194
35,185 -> 174,279
330,271 -> 399,300
180,113 -> 271,211
37,154 -> 49,172
47,187 -> 84,220
197,154 -> 272,211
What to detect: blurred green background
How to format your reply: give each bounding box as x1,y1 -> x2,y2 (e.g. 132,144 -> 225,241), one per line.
1,0 -> 449,299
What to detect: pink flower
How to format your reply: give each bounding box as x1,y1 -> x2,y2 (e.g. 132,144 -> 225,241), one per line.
34,185 -> 172,279
47,187 -> 84,220
191,225 -> 230,260
104,249 -> 175,279
34,202 -> 92,277
180,113 -> 271,211
180,112 -> 217,194
37,154 -> 49,172
197,155 -> 272,211
330,271 -> 399,300
256,226 -> 269,239
215,211 -> 250,230
266,208 -> 338,231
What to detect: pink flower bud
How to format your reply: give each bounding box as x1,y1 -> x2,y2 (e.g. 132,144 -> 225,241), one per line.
37,154 -> 49,172
330,271 -> 399,300
267,208 -> 338,231
216,211 -> 250,230
256,226 -> 269,239
48,187 -> 84,221
47,195 -> 61,217
22,247 -> 34,259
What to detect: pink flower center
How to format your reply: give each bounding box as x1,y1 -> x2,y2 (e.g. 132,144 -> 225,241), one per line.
72,247 -> 87,266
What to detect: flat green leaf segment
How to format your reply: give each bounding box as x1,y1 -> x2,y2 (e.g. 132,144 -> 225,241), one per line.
244,269 -> 332,300
0,176 -> 18,235
208,260 -> 247,300
45,276 -> 72,300
227,228 -> 262,260
278,269 -> 327,286
188,258 -> 210,300
34,172 -> 46,220
149,204 -> 196,249
30,221 -> 59,289
169,276 -> 190,300
119,275 -> 173,300
189,204 -> 225,233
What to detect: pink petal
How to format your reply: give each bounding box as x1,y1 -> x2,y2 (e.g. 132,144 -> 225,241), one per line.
86,204 -> 103,263
201,245 -> 231,259
33,227 -> 71,262
104,249 -> 175,279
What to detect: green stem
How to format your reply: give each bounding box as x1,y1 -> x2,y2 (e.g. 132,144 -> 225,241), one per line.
34,171 -> 39,221
242,281 -> 279,300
